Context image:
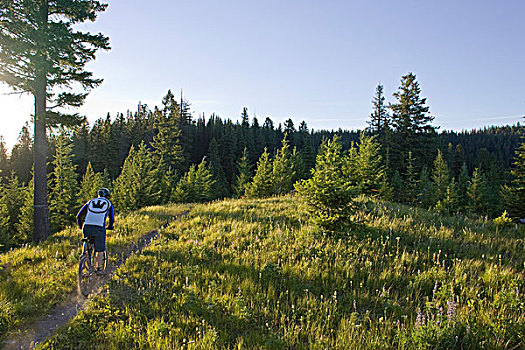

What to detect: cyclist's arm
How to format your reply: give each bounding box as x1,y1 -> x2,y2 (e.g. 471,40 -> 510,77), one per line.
107,203 -> 115,229
76,202 -> 89,229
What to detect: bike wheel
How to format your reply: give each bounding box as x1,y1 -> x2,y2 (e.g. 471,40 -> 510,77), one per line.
78,253 -> 93,297
101,249 -> 109,273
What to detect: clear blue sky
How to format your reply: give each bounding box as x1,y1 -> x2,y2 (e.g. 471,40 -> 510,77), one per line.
1,0 -> 524,150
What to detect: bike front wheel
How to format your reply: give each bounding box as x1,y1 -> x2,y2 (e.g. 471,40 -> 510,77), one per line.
78,254 -> 93,297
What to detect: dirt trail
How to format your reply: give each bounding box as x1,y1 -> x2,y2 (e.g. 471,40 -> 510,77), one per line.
2,211 -> 188,350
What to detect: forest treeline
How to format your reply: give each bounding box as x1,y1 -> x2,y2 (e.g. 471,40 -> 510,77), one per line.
0,73 -> 523,249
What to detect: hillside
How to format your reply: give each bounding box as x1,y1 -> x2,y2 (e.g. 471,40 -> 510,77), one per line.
35,196 -> 524,349
0,204 -> 189,345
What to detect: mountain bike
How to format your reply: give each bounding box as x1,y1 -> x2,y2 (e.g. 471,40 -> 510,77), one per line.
78,236 -> 108,297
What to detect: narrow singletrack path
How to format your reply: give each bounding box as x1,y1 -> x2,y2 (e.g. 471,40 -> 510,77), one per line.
2,211 -> 189,350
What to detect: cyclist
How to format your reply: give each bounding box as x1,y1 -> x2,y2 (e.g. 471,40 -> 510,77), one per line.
76,188 -> 114,275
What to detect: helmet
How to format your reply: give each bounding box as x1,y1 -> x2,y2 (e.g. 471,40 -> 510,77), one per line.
98,188 -> 111,198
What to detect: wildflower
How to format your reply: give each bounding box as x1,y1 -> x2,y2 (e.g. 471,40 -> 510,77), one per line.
415,309 -> 425,328
447,300 -> 457,323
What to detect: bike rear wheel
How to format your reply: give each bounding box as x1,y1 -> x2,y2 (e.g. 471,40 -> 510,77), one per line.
101,249 -> 109,273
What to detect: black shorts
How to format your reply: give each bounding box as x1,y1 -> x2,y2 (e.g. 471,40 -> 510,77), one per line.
82,224 -> 106,252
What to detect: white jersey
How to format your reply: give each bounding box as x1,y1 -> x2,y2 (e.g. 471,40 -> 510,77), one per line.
83,197 -> 112,227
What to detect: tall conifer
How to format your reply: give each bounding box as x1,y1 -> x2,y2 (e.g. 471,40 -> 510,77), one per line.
0,0 -> 110,242
246,148 -> 273,198
48,131 -> 78,232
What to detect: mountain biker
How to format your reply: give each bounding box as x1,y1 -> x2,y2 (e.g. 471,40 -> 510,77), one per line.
76,188 -> 114,275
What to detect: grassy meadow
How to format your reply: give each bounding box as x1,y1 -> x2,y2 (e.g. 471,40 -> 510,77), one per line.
0,204 -> 190,342
38,196 -> 524,349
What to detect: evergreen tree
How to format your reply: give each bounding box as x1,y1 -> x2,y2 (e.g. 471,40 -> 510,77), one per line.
78,162 -> 103,207
0,183 -> 10,250
0,136 -> 8,180
113,143 -> 160,212
354,132 -> 385,196
71,121 -> 91,177
9,124 -> 33,184
436,178 -> 458,214
389,72 -> 437,172
151,91 -> 184,173
468,168 -> 489,215
48,131 -> 78,232
173,157 -> 215,203
15,175 -> 34,244
431,149 -> 450,206
418,165 -> 432,207
296,122 -> 315,180
241,107 -> 250,127
502,139 -> 525,218
272,135 -> 295,195
391,170 -> 404,202
208,137 -> 229,198
367,83 -> 389,135
179,93 -> 195,169
246,148 -> 274,198
456,163 -> 470,212
0,0 -> 110,243
234,148 -> 251,198
295,136 -> 358,232
1,174 -> 24,238
403,151 -> 419,204
453,144 -> 465,179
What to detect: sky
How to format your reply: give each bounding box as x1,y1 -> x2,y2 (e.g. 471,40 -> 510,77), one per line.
1,0 -> 524,150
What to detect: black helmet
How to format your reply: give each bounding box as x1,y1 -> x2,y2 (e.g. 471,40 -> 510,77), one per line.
98,188 -> 111,197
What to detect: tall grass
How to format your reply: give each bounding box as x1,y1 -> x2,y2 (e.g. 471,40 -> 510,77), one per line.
0,204 -> 189,341
40,197 -> 524,349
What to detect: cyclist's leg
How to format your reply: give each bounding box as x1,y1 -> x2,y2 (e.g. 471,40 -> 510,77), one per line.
82,225 -> 96,255
93,227 -> 106,272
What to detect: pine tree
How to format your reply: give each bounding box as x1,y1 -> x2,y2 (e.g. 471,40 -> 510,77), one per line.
468,168 -> 489,215
151,91 -> 184,174
453,144 -> 465,179
113,143 -> 161,212
48,131 -> 78,232
71,121 -> 91,177
403,151 -> 419,204
0,0 -> 110,243
241,107 -> 250,127
502,139 -> 525,218
208,138 -> 229,198
78,162 -> 103,207
246,148 -> 274,198
15,175 -> 34,244
431,149 -> 450,206
272,135 -> 295,195
9,124 -> 33,184
419,166 -> 433,208
354,132 -> 385,196
0,136 -> 8,181
436,178 -> 458,215
456,163 -> 470,212
295,136 -> 358,232
173,157 -> 215,203
1,174 -> 24,238
0,182 -> 10,249
234,148 -> 252,198
296,122 -> 315,180
391,170 -> 404,202
389,72 -> 437,171
367,84 -> 389,135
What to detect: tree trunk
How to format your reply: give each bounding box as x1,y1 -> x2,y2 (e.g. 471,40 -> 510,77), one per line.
33,0 -> 50,243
